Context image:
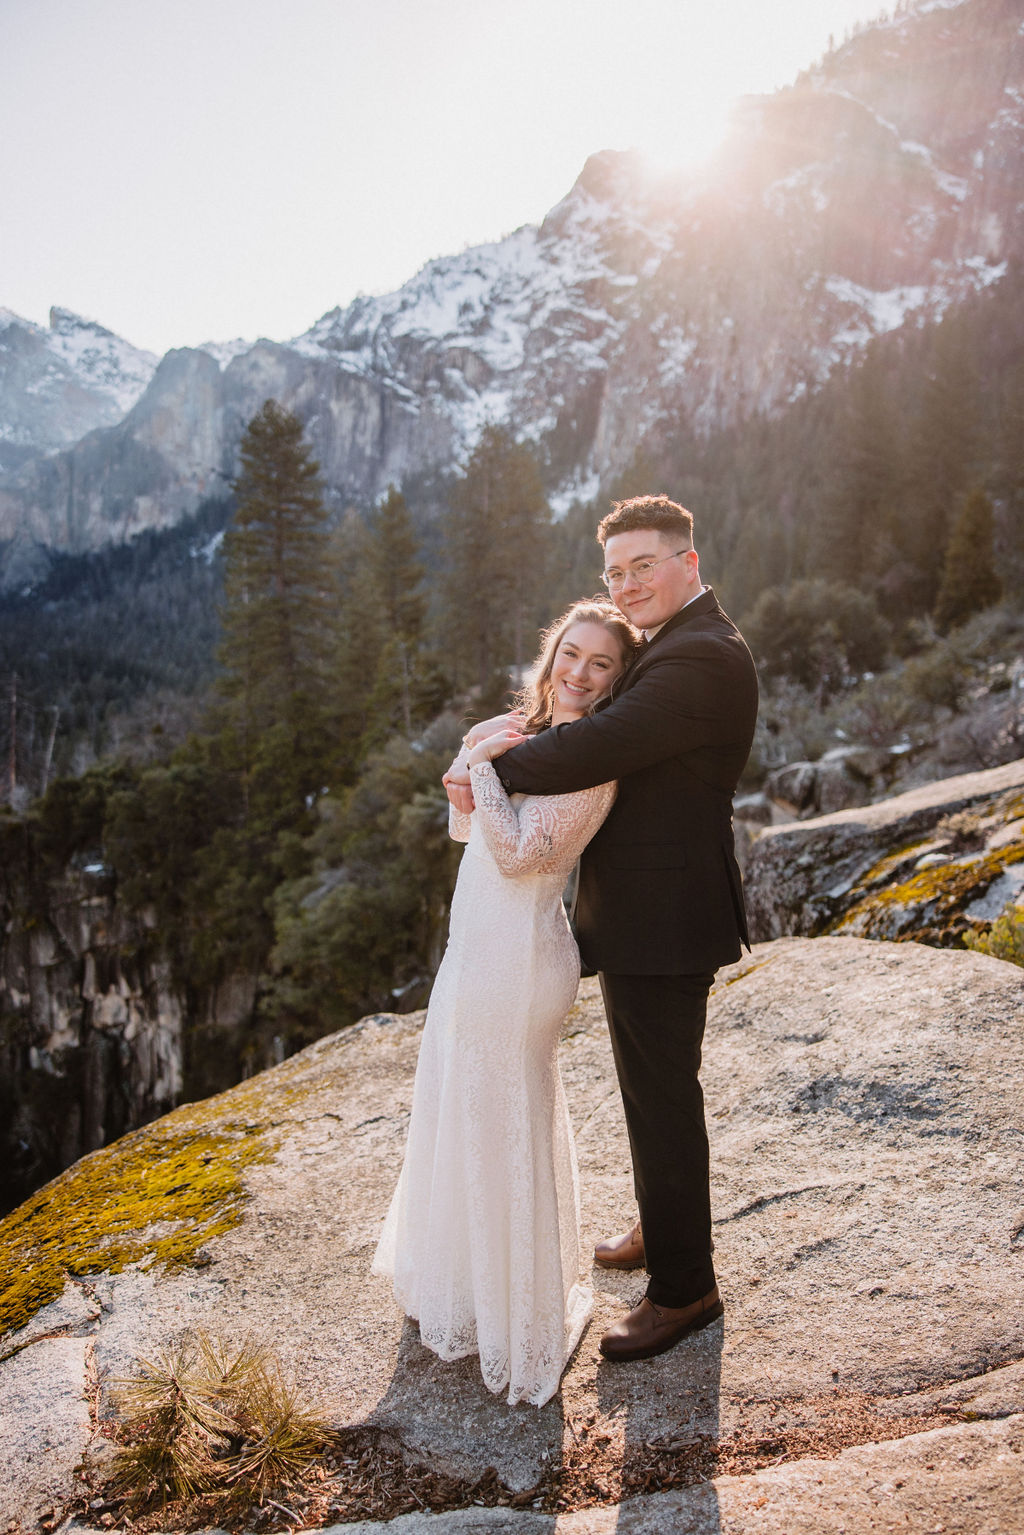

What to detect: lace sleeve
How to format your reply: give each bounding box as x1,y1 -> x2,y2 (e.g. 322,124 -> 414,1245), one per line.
448,803 -> 472,844
469,761 -> 616,876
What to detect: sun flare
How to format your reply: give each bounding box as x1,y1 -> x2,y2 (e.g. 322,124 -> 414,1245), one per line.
632,93 -> 737,178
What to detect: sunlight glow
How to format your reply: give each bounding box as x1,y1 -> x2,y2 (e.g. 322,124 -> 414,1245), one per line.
0,0 -> 889,353
632,95 -> 737,177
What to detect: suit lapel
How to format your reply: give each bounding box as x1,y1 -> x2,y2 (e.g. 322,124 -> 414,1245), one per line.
645,586 -> 719,647
610,587 -> 720,698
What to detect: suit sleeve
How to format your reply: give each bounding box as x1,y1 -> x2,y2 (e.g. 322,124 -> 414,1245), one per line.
497,634 -> 749,796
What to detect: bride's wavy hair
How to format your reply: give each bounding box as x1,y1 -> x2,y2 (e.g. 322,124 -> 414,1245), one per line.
516,598 -> 640,733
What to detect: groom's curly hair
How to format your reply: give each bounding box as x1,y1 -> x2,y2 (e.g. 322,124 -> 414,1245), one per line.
597,494 -> 694,547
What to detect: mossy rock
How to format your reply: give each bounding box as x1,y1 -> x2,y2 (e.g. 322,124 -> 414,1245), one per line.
829,839 -> 1024,945
0,1062 -> 303,1339
745,762 -> 1024,946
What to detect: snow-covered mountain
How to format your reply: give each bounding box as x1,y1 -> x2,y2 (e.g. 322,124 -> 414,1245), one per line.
0,308 -> 157,471
1,0 -> 1021,567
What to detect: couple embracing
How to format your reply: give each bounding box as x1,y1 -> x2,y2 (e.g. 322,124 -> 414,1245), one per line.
373,494 -> 758,1407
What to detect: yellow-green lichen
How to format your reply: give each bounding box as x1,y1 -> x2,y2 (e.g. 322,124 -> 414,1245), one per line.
0,1062 -> 319,1339
829,840 -> 1024,943
851,838 -> 939,894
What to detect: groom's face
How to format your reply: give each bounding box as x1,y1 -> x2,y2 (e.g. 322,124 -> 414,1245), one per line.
603,528 -> 699,630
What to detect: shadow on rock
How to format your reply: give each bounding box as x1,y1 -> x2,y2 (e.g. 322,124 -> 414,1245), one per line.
369,1315 -> 565,1495
581,1286 -> 724,1530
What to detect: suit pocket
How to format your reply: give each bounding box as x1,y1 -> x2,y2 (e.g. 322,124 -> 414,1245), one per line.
604,842 -> 688,870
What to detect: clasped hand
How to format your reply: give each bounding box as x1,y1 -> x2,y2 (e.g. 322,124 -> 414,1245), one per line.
443,711 -> 527,813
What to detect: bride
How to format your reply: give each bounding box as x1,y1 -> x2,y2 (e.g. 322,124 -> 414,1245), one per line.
372,598 -> 638,1406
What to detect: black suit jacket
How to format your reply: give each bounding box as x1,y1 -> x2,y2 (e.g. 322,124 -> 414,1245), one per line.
496,588 -> 758,975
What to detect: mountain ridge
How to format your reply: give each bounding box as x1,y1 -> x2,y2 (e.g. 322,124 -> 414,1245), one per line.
1,0 -> 1021,570
0,307 -> 157,471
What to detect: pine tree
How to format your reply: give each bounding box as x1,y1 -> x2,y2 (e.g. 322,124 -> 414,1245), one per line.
440,425 -> 550,696
933,487 -> 1002,632
330,491 -> 441,766
364,486 -> 427,736
816,349 -> 905,590
216,400 -> 335,804
905,316 -> 981,609
268,720 -> 465,1043
330,509 -> 381,776
366,486 -> 426,645
742,578 -> 889,700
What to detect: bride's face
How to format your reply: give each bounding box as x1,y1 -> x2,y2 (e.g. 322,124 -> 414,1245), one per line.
550,622 -> 627,717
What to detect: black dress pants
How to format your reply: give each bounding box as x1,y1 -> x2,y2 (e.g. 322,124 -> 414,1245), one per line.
599,969 -> 716,1308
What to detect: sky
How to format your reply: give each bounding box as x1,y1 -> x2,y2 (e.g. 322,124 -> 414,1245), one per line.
2,0 -> 891,357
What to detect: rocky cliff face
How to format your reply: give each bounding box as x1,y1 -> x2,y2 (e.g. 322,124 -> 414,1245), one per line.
0,863 -> 182,1214
1,0 -> 1021,571
0,859 -> 261,1218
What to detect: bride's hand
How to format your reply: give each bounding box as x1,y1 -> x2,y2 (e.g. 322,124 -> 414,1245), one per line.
467,729 -> 527,767
463,710 -> 525,749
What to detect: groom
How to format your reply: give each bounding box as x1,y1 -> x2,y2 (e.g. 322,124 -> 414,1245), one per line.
445,494 -> 758,1361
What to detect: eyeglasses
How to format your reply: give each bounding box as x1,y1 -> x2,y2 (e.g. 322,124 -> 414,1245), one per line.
600,549 -> 690,591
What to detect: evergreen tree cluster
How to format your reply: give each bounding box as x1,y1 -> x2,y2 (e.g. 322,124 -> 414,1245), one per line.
2,405 -> 567,1114
7,262 -> 1022,800
0,499 -> 231,795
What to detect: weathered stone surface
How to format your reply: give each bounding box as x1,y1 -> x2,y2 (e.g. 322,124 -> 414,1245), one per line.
0,1335 -> 94,1527
298,1413 -> 1024,1533
2,935 -> 1022,1529
745,757 -> 1024,944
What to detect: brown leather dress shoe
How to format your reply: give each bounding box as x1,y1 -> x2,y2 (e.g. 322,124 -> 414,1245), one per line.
593,1219 -> 645,1271
598,1287 -> 723,1362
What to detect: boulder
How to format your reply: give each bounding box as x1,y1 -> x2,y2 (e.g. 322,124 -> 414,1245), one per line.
745,756 -> 1024,944
763,744 -> 908,820
2,937 -> 1022,1531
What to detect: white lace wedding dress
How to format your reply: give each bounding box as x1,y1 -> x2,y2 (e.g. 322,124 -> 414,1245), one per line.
372,759 -> 617,1407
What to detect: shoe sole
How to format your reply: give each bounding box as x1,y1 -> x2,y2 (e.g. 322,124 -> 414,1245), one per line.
598,1298 -> 724,1362
593,1252 -> 646,1271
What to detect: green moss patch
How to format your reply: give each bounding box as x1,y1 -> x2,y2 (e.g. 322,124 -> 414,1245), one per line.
0,1073 -> 295,1338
